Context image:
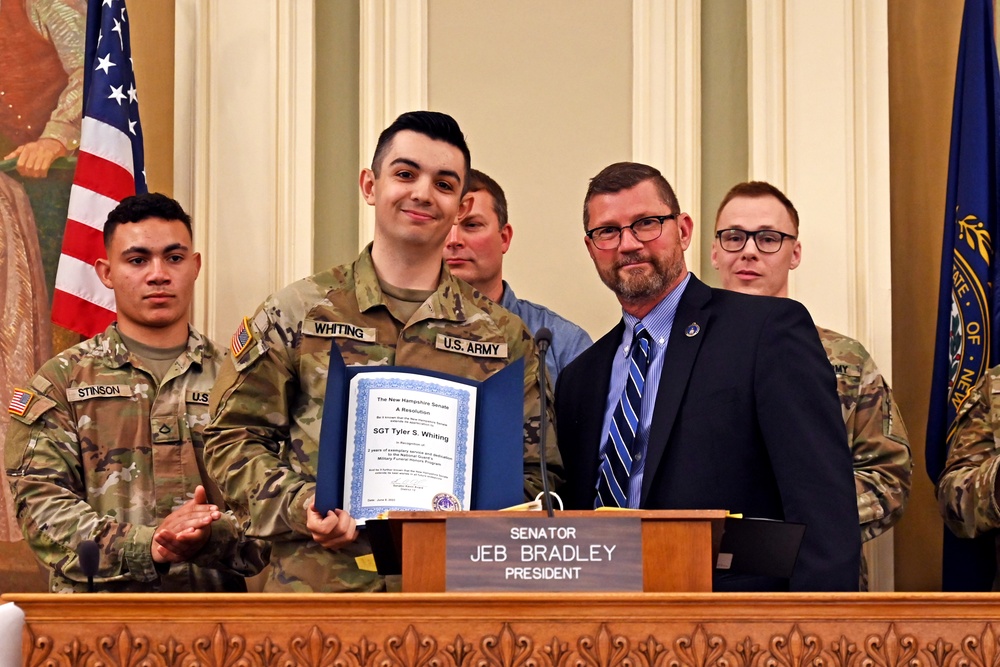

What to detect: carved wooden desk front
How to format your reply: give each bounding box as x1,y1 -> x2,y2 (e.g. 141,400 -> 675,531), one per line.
4,593 -> 999,667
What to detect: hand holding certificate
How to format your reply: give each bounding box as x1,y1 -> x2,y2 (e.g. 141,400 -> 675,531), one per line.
315,348 -> 525,518
343,373 -> 476,523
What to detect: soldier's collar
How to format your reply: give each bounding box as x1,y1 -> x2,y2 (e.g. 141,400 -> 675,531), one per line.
354,247 -> 466,323
355,245 -> 384,312
103,325 -> 209,369
423,266 -> 469,323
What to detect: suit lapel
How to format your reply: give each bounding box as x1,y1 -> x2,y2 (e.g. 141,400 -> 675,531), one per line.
640,277 -> 712,504
577,320 -> 625,493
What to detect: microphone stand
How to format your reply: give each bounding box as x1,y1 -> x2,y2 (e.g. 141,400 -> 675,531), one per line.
535,328 -> 555,518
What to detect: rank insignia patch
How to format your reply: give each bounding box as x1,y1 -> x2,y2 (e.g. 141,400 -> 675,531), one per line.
8,389 -> 33,416
231,317 -> 253,358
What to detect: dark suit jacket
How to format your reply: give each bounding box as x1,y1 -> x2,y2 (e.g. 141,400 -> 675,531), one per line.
555,275 -> 860,591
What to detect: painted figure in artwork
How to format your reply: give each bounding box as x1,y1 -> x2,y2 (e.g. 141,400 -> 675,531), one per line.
0,0 -> 84,541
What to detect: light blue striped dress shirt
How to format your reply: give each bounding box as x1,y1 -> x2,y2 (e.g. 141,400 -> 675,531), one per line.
596,273 -> 692,508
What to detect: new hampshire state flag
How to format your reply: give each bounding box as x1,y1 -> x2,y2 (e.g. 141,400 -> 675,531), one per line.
927,0 -> 1000,591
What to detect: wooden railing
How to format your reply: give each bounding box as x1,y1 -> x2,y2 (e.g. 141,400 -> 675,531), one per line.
5,593 -> 1000,667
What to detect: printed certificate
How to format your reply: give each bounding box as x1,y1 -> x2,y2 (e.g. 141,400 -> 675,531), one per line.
343,372 -> 477,523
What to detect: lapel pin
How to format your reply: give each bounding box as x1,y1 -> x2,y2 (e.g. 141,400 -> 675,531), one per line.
685,322 -> 700,337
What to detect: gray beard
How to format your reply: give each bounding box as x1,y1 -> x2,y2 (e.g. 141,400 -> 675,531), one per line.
598,250 -> 682,304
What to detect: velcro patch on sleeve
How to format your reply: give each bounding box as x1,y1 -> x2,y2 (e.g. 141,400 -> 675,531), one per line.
231,317 -> 253,358
8,389 -> 33,416
231,313 -> 270,372
8,391 -> 58,425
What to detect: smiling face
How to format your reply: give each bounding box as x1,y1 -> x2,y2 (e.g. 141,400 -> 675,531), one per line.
443,189 -> 512,301
360,130 -> 470,257
95,217 -> 201,347
711,194 -> 801,297
584,178 -> 693,318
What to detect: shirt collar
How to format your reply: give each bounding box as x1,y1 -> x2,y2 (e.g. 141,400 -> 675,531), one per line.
355,244 -> 469,323
621,272 -> 691,349
101,324 -> 209,370
499,280 -> 516,309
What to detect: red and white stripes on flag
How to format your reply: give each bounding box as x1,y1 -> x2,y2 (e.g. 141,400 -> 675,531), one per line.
51,0 -> 146,337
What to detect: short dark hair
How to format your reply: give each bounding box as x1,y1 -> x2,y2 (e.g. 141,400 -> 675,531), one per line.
583,162 -> 680,229
104,193 -> 192,248
468,169 -> 508,228
715,181 -> 800,231
371,111 -> 471,193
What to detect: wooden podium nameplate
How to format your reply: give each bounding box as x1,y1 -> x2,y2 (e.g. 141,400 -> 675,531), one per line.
386,509 -> 727,592
445,515 -> 643,591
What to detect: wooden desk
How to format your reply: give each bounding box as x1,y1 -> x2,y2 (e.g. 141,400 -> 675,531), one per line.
5,593 -> 1000,667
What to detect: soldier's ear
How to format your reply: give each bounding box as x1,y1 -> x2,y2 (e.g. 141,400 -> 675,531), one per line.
95,258 -> 113,289
360,169 -> 377,205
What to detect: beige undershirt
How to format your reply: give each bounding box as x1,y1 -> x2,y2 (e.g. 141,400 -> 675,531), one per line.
379,278 -> 435,324
118,330 -> 187,385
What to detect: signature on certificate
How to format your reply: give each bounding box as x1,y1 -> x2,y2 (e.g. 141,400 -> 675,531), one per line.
391,476 -> 427,490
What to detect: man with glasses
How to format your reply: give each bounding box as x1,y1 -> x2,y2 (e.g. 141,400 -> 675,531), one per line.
711,181 -> 911,590
555,162 -> 859,591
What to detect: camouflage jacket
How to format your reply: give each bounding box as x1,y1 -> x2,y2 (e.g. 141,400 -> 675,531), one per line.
205,246 -> 561,592
5,325 -> 268,593
818,327 -> 912,542
938,366 -> 1000,539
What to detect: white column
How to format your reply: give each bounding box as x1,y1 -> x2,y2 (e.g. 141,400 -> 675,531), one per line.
747,0 -> 894,590
359,0 -> 428,248
174,0 -> 315,342
633,0 -> 702,273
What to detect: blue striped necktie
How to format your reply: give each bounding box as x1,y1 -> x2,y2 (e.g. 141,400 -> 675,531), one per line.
596,322 -> 652,508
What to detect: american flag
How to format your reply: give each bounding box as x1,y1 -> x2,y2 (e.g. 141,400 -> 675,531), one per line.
51,0 -> 146,337
7,389 -> 33,417
231,318 -> 252,358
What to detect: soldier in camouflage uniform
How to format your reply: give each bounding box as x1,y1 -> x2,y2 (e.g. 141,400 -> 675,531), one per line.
204,111 -> 561,592
937,366 -> 1000,588
5,194 -> 266,592
712,181 -> 912,590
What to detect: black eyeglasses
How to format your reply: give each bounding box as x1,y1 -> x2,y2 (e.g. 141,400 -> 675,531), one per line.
715,228 -> 796,254
586,215 -> 677,250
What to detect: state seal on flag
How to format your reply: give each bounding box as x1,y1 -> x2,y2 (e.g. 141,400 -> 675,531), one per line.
947,213 -> 991,426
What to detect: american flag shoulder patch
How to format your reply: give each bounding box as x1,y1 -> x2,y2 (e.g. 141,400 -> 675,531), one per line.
8,389 -> 34,416
231,317 -> 253,358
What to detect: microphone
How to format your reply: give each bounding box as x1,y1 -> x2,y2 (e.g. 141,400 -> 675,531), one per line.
76,540 -> 99,593
534,328 -> 555,517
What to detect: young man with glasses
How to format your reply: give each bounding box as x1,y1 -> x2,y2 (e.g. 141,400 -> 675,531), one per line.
555,162 -> 859,592
712,181 -> 912,590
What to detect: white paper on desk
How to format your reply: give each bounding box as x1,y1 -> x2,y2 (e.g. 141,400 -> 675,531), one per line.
343,372 -> 476,523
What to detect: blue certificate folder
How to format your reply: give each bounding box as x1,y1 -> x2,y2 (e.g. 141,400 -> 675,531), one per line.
315,346 -> 525,515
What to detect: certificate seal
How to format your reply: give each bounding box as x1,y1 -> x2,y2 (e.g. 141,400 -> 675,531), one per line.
432,492 -> 461,512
